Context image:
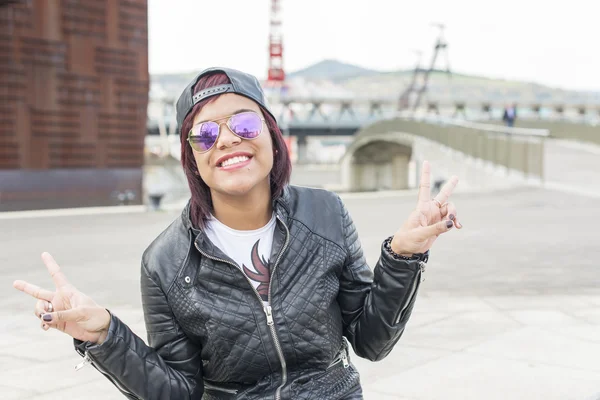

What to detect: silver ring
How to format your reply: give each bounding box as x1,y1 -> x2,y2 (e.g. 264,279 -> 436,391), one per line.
47,302 -> 53,313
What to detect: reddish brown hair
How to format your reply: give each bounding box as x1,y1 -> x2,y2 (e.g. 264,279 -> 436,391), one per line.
179,72 -> 292,228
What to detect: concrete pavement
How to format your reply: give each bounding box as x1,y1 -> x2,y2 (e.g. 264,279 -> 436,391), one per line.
1,183 -> 599,399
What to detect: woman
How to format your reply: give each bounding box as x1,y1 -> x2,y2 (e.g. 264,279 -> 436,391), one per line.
13,67 -> 462,400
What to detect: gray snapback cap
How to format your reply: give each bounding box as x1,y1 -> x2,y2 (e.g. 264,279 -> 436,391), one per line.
175,67 -> 276,136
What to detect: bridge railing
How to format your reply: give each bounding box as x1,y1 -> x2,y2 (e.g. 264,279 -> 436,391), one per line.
355,116 -> 550,181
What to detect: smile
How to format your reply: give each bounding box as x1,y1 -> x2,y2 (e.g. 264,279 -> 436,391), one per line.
216,151 -> 255,170
220,155 -> 249,167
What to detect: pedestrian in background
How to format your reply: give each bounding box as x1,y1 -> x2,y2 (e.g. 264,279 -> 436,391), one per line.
503,102 -> 518,127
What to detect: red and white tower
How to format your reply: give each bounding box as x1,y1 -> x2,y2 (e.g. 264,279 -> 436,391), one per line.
267,0 -> 285,85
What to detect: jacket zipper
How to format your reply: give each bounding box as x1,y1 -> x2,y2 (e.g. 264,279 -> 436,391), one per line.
194,214 -> 290,400
268,215 -> 290,400
327,344 -> 349,370
75,349 -> 141,400
394,261 -> 426,325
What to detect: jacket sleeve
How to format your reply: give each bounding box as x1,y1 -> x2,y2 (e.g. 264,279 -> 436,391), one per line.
336,196 -> 425,362
74,262 -> 203,399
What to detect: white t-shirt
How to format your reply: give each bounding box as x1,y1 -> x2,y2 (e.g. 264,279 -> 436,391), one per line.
204,213 -> 276,305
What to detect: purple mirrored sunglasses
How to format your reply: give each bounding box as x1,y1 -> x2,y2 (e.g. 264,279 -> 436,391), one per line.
187,111 -> 265,153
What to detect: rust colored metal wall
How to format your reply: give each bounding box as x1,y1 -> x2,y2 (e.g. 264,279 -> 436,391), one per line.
0,0 -> 149,211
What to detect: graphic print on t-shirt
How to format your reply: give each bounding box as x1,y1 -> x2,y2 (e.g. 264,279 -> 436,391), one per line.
203,213 -> 276,305
242,240 -> 271,302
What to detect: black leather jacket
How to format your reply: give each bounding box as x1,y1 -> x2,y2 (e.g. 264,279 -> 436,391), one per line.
74,185 -> 427,399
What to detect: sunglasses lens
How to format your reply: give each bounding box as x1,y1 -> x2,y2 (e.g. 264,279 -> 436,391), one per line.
229,112 -> 262,139
189,121 -> 219,152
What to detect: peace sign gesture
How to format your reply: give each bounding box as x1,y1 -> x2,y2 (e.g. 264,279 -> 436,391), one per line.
13,252 -> 111,344
390,161 -> 462,256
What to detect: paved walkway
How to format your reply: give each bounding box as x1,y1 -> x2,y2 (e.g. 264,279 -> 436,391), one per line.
1,182 -> 599,399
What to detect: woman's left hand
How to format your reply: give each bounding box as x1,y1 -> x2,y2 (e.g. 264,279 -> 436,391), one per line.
390,160 -> 462,257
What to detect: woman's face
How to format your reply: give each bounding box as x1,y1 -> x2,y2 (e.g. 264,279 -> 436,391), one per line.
190,93 -> 274,197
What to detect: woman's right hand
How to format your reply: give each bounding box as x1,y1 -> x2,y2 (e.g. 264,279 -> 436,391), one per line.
13,252 -> 111,345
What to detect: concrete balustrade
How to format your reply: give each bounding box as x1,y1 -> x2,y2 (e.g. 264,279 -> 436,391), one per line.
510,120 -> 600,145
341,117 -> 549,192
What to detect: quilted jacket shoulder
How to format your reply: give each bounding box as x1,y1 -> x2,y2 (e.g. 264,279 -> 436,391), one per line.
141,210 -> 193,295
282,185 -> 346,247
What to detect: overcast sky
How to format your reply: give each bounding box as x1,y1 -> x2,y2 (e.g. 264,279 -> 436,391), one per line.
148,0 -> 599,91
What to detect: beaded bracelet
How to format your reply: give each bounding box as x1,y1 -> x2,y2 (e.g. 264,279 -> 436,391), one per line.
383,236 -> 417,261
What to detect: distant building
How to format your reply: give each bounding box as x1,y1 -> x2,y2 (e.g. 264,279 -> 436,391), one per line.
0,0 -> 149,211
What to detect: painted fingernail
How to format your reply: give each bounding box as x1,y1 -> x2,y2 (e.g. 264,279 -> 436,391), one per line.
449,214 -> 455,220
446,220 -> 453,228
42,314 -> 52,322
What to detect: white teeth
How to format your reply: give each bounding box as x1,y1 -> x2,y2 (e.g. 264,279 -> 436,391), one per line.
221,155 -> 249,167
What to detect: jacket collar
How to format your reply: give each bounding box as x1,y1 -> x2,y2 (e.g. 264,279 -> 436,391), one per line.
181,186 -> 291,262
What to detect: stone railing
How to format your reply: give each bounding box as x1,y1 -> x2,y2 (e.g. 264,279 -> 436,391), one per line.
354,117 -> 549,181
511,120 -> 599,146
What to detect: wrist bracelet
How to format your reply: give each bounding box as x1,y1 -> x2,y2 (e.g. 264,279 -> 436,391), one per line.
384,236 -> 416,261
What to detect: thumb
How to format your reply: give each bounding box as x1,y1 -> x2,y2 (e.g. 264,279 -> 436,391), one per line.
42,308 -> 84,324
416,219 -> 454,239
